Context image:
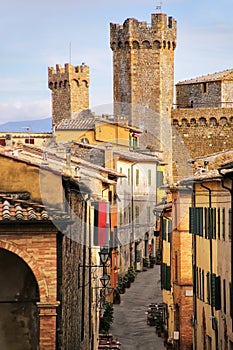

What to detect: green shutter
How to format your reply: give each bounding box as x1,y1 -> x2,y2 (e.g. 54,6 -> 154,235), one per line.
211,273 -> 216,307
162,218 -> 167,241
166,265 -> 171,291
213,208 -> 216,239
189,207 -> 195,234
168,220 -> 172,243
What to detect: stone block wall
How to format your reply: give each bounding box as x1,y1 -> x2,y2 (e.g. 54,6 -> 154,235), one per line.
48,63 -> 90,125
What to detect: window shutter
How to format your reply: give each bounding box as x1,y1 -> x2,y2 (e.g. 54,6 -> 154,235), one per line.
229,208 -> 232,241
213,208 -> 216,239
166,265 -> 171,291
168,220 -> 172,243
211,273 -> 216,307
189,207 -> 195,234
215,276 -> 221,310
162,218 -> 167,241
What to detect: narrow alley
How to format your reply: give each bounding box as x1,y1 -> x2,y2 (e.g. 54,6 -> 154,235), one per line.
110,265 -> 165,350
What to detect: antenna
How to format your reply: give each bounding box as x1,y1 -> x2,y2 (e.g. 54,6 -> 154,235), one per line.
156,1 -> 162,12
69,42 -> 72,64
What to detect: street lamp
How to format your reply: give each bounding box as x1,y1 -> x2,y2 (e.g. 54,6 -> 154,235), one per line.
98,246 -> 110,265
100,274 -> 110,288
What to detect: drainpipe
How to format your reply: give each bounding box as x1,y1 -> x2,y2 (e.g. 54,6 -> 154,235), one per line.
218,169 -> 233,333
200,182 -> 218,350
192,186 -> 197,350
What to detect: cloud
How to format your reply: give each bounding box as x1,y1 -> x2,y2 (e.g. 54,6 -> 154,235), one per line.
0,99 -> 51,124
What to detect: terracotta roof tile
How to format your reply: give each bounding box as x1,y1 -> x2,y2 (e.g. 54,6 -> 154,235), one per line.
176,68 -> 233,85
0,195 -> 70,222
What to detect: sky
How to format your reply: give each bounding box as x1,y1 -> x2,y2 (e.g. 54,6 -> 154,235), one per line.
0,0 -> 233,124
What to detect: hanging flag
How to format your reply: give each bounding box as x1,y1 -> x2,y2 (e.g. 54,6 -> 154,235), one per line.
94,201 -> 109,246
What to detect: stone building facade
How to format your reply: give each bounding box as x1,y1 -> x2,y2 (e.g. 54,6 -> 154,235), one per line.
175,69 -> 233,109
48,63 -> 90,125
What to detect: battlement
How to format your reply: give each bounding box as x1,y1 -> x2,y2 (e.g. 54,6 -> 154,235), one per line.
48,63 -> 89,89
110,13 -> 176,50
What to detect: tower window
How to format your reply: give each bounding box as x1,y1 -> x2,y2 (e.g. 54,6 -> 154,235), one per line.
201,82 -> 208,93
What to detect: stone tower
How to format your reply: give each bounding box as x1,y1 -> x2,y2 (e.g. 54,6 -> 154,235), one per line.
110,13 -> 176,179
48,63 -> 90,126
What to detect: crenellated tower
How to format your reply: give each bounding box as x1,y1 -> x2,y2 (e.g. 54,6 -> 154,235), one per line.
110,13 -> 176,179
48,63 -> 90,126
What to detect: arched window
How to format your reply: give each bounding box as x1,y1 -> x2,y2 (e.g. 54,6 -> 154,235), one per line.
181,118 -> 188,125
220,117 -> 228,126
190,118 -> 196,125
210,117 -> 217,126
118,41 -> 123,49
173,119 -> 179,126
199,117 -> 207,125
153,40 -> 161,49
133,41 -> 140,49
142,40 -> 151,49
124,41 -> 130,50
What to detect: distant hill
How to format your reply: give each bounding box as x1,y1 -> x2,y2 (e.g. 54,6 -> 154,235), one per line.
0,118 -> 52,133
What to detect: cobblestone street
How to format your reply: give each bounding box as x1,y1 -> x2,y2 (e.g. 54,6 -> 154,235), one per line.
110,265 -> 165,350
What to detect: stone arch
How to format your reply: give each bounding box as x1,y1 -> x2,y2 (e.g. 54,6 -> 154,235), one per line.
0,240 -> 49,300
142,40 -> 151,49
167,41 -> 171,49
54,82 -> 57,89
190,118 -> 196,125
81,80 -> 89,88
163,40 -> 166,49
132,40 -> 140,49
210,117 -> 217,126
153,40 -> 161,49
199,117 -> 207,125
124,41 -> 130,50
118,41 -> 123,49
72,79 -> 79,87
111,42 -> 117,50
49,82 -> 53,90
173,119 -> 179,126
181,118 -> 188,125
172,41 -> 176,50
59,81 -> 63,88
220,117 -> 228,125
230,116 -> 233,124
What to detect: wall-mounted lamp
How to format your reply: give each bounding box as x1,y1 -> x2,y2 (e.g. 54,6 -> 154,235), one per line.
99,246 -> 110,265
100,274 -> 110,288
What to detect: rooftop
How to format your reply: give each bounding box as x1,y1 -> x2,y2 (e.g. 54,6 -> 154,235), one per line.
176,68 -> 233,85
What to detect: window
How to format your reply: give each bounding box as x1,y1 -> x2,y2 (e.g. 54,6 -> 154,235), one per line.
147,206 -> 151,224
120,167 -> 123,184
136,169 -> 139,186
168,220 -> 172,243
25,138 -> 34,144
229,208 -> 232,240
128,168 -> 131,185
135,206 -> 139,224
223,279 -> 226,313
156,171 -> 163,188
222,208 -> 225,240
189,207 -> 203,236
148,169 -> 152,186
217,208 -> 221,240
201,82 -> 208,93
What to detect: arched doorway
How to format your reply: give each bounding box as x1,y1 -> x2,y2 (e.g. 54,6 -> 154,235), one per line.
0,248 -> 40,350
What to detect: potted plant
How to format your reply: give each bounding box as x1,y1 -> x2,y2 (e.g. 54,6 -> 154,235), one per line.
113,288 -> 121,304
117,276 -> 126,294
143,257 -> 149,271
149,256 -> 156,268
128,267 -> 136,283
123,273 -> 131,288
